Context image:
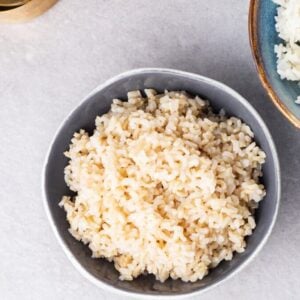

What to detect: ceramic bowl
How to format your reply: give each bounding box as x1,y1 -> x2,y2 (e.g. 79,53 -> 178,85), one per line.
249,0 -> 300,128
0,0 -> 58,23
43,68 -> 280,298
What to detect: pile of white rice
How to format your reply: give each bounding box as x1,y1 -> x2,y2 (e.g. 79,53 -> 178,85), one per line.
274,0 -> 300,103
60,90 -> 266,282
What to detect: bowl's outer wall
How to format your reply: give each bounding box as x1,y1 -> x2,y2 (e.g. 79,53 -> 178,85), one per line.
258,0 -> 300,119
44,71 -> 279,296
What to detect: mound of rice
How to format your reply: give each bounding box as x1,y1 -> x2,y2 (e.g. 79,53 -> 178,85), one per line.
274,0 -> 300,103
60,89 -> 266,282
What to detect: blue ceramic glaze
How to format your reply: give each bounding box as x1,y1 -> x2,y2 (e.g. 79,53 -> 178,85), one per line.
257,0 -> 300,119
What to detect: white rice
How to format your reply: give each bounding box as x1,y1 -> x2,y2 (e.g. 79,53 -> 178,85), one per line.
60,90 -> 266,282
274,0 -> 300,103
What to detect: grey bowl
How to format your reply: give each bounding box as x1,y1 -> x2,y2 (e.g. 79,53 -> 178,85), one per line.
42,68 -> 280,298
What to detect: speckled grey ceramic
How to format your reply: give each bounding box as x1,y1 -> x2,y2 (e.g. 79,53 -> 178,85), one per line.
249,0 -> 300,128
42,68 -> 280,298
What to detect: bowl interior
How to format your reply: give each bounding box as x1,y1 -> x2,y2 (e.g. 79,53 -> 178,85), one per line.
44,69 -> 279,296
255,0 -> 300,120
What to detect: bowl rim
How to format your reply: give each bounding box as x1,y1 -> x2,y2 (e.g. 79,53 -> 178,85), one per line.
42,68 -> 281,299
248,0 -> 300,129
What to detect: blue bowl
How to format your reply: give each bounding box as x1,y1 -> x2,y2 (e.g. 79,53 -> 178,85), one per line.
249,0 -> 300,128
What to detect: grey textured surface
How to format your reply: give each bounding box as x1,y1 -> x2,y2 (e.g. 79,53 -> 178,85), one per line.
0,0 -> 299,299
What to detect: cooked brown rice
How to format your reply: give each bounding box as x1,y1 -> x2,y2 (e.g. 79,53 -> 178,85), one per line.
60,89 -> 266,282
